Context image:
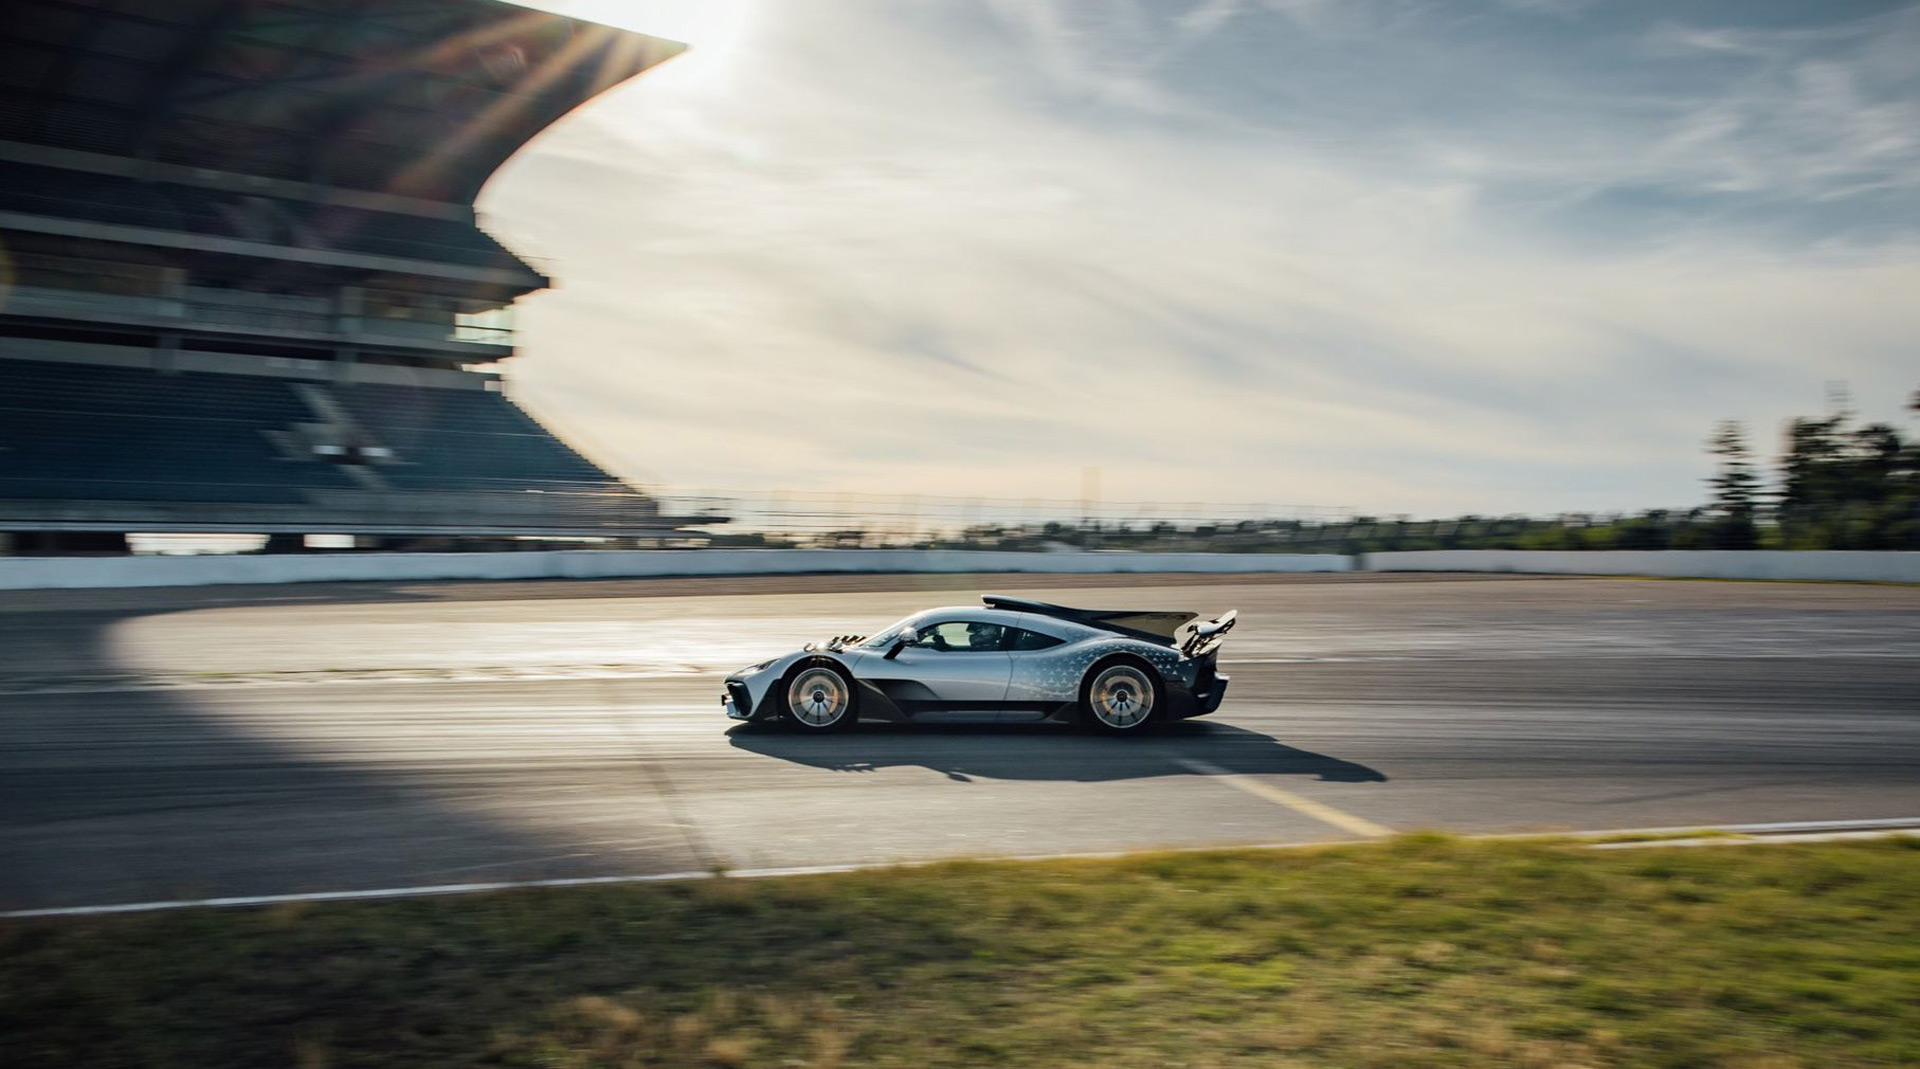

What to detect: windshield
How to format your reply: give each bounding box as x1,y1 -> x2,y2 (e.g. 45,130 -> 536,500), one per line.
859,614 -> 925,649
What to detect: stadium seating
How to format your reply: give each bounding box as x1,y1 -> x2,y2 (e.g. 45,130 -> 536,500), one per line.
332,382 -> 623,492
0,359 -> 626,505
0,359 -> 355,503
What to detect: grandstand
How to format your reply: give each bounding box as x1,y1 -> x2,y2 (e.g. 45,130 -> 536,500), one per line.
0,0 -> 705,553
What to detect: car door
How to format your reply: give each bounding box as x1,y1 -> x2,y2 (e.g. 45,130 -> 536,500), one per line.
874,619 -> 1012,718
999,622 -> 1072,721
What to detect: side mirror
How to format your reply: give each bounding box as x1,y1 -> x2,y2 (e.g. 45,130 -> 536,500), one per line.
885,627 -> 918,660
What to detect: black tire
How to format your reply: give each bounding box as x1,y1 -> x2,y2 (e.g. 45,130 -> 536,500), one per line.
779,659 -> 858,733
1079,656 -> 1163,735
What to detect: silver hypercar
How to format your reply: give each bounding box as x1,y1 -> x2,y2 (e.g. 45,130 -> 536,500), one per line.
722,595 -> 1236,734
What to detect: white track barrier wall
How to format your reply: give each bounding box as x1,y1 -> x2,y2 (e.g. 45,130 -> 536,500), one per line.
1370,550 -> 1920,584
0,549 -> 1352,591
4,548 -> 1914,591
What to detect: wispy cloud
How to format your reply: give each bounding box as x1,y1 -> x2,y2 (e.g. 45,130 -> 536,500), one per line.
491,0 -> 1920,514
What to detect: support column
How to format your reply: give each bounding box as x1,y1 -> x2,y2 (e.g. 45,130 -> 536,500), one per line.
336,285 -> 365,385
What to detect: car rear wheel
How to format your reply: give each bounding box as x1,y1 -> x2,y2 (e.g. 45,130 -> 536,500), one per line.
1083,660 -> 1158,734
783,662 -> 856,732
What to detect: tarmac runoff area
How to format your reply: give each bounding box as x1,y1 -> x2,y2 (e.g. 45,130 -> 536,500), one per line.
1,571 -> 1917,914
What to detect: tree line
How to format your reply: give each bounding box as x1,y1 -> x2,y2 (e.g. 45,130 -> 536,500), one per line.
929,388 -> 1919,554
1700,388 -> 1919,550
691,388 -> 1918,554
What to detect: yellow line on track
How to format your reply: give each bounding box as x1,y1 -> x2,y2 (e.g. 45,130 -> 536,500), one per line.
1174,758 -> 1394,839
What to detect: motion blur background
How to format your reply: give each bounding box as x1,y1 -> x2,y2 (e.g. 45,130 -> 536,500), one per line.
1,0 -> 1915,557
2,8 -> 1918,1066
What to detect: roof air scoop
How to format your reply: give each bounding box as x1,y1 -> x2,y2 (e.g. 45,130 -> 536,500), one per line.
982,595 -> 1199,646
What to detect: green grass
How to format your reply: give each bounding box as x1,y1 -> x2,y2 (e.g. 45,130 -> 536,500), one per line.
6,836 -> 1920,1068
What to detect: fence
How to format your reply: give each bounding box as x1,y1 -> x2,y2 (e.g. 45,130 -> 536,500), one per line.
645,490 -> 1355,550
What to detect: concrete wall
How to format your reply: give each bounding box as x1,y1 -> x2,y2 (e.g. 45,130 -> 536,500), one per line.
0,549 -> 1353,591
1370,550 -> 1920,584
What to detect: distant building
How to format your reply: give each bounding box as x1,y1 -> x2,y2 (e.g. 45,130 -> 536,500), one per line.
0,0 -> 708,553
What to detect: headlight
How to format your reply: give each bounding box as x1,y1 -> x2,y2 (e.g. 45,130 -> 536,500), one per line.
743,658 -> 776,673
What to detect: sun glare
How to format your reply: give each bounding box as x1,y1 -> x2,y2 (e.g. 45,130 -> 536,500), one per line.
507,0 -> 754,93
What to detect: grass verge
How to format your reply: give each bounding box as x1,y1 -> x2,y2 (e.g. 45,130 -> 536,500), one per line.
5,835 -> 1919,1068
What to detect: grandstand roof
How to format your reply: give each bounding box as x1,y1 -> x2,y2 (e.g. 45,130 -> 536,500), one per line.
0,0 -> 683,205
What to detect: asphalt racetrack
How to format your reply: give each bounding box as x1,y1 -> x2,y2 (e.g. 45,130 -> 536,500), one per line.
3,572 -> 1918,912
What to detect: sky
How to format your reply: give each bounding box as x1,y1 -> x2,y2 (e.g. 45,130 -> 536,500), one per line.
486,0 -> 1920,516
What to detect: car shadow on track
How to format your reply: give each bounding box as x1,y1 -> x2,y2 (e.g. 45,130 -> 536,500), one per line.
726,720 -> 1387,784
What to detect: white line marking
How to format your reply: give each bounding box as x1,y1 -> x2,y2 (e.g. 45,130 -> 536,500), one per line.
1173,758 -> 1394,838
1671,817 -> 1920,834
1475,817 -> 1920,840
0,861 -> 984,919
1,871 -> 736,919
9,817 -> 1920,920
1593,829 -> 1920,850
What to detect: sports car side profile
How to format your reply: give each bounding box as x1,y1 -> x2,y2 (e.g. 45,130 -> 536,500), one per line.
722,595 -> 1236,734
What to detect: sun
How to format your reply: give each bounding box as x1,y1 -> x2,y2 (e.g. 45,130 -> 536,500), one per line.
558,0 -> 752,45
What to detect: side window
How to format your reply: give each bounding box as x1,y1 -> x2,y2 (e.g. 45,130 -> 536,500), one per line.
1005,627 -> 1064,652
912,621 -> 1007,652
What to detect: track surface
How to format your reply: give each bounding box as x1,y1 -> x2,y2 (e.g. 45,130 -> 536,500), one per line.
3,573 -> 1918,911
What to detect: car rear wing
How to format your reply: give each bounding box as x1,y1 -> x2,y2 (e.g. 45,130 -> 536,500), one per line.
1180,610 -> 1237,658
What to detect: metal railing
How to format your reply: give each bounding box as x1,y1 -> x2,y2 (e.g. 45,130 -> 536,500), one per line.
2,284 -> 514,348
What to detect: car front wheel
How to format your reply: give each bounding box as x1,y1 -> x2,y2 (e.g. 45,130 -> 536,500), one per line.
783,662 -> 857,732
